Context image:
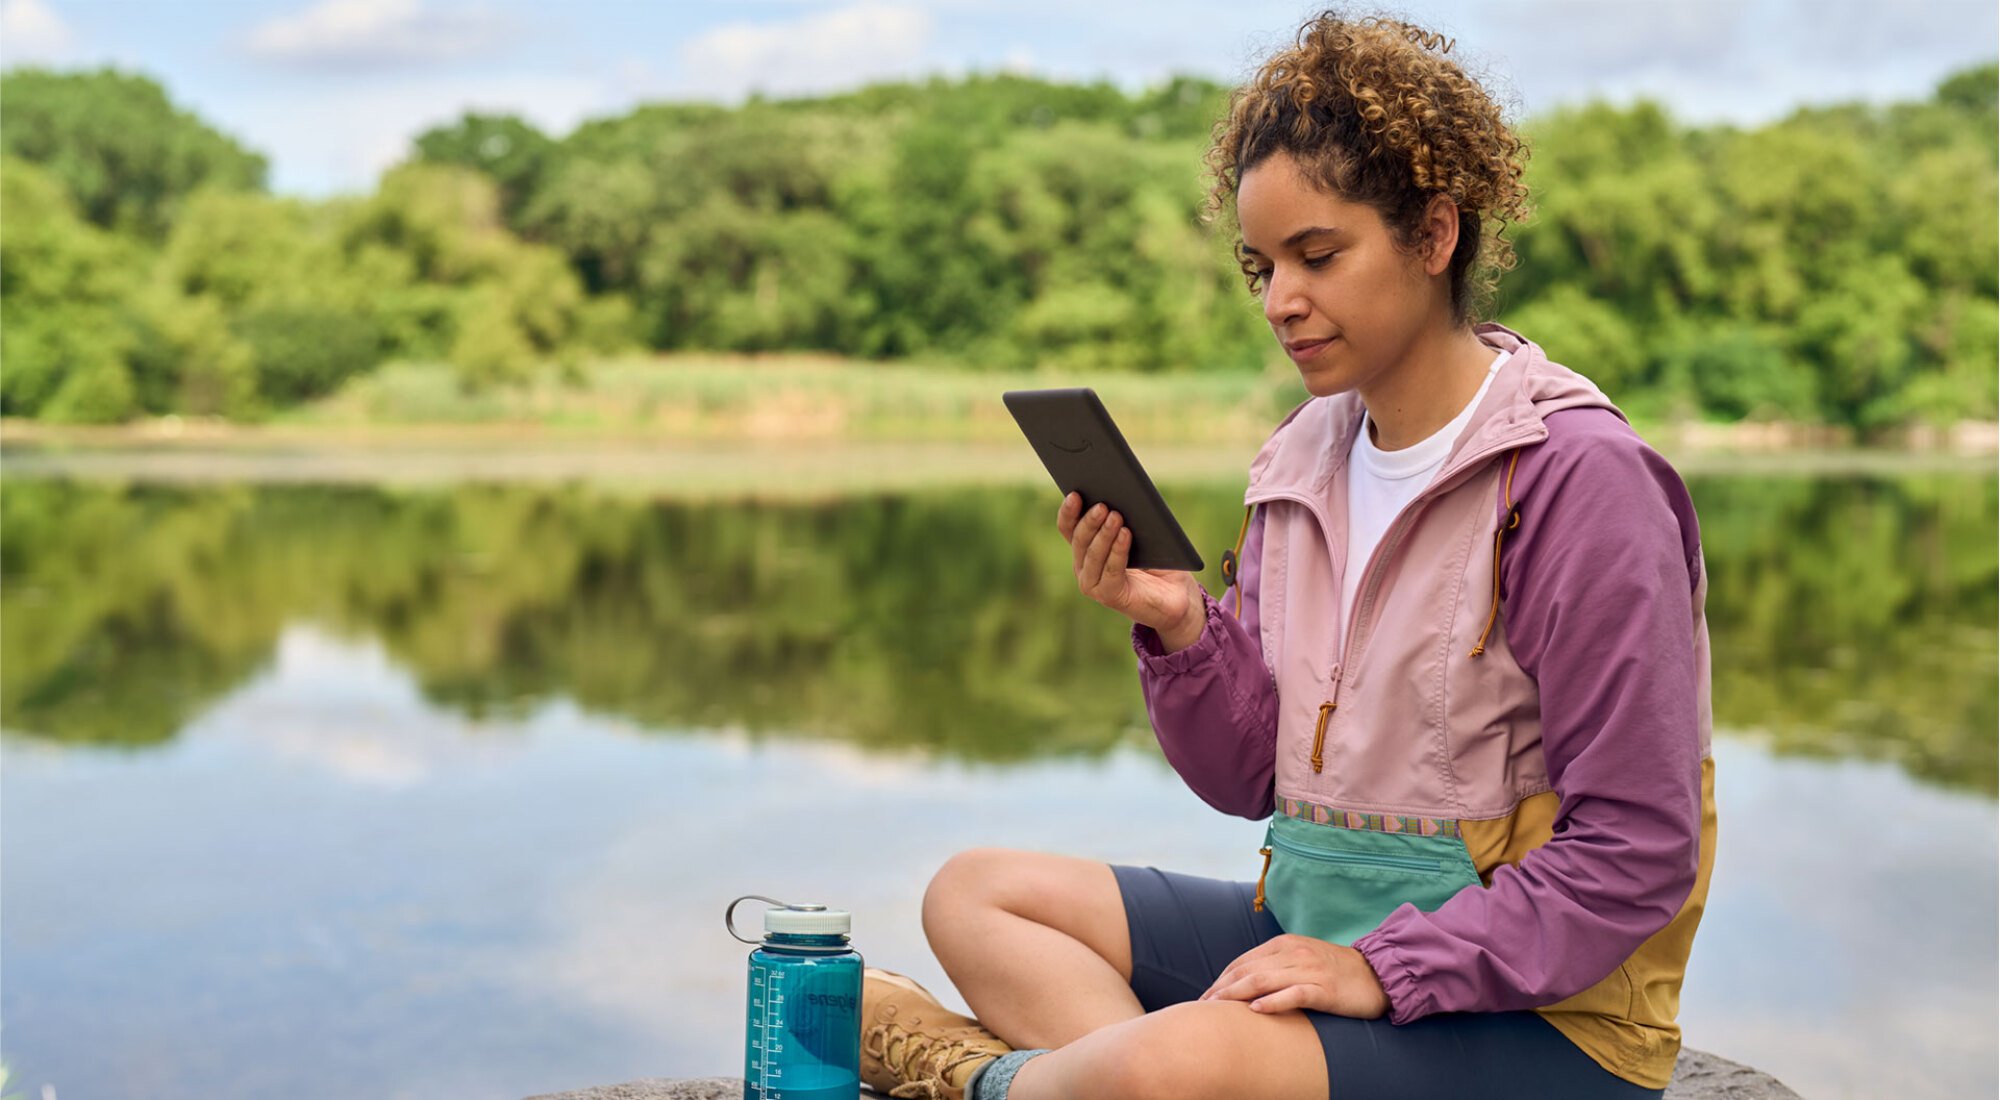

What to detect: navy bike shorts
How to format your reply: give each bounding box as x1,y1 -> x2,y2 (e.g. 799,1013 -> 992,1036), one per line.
1108,864 -> 1668,1100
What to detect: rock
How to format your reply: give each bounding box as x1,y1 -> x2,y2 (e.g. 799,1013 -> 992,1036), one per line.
1668,1049 -> 1805,1098
526,1080 -> 742,1100
526,1049 -> 1801,1099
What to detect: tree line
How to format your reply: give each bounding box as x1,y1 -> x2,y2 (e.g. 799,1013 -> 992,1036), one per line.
1,63 -> 1994,429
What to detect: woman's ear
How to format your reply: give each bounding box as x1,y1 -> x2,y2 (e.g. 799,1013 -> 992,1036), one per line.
1421,193 -> 1460,276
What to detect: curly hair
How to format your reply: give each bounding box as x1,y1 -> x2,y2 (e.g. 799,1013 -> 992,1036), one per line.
1203,9 -> 1533,324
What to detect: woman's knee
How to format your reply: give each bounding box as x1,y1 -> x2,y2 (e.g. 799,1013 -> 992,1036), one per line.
921,846 -> 1014,932
920,848 -> 1133,978
923,846 -> 1110,926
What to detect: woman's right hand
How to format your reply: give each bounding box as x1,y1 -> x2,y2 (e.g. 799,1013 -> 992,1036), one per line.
1057,492 -> 1207,648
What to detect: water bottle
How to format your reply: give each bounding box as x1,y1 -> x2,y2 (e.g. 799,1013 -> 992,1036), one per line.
727,894 -> 863,1100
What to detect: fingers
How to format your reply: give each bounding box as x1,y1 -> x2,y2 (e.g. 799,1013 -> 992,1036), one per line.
1201,966 -> 1287,1004
1199,941 -> 1271,1001
1197,938 -> 1372,1018
1069,501 -> 1100,575
1104,513 -> 1132,582
1068,501 -> 1119,574
1245,984 -> 1323,1014
1202,937 -> 1320,1003
1056,491 -> 1081,541
1077,508 -> 1123,592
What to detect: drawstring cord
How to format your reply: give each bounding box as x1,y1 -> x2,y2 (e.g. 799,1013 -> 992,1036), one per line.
1469,450 -> 1523,658
1254,842 -> 1273,912
1230,502 -> 1274,914
1220,503 -> 1254,619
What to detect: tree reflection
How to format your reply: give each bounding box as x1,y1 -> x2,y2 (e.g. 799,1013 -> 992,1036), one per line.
1690,474 -> 1997,791
3,474 -> 1992,793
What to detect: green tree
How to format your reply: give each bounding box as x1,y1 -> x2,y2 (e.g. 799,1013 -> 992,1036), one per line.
412,112 -> 555,227
0,67 -> 265,238
1933,61 -> 1997,116
234,305 -> 383,404
344,164 -> 588,385
0,157 -> 141,419
1499,284 -> 1649,403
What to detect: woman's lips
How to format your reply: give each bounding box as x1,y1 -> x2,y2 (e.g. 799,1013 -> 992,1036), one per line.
1285,337 -> 1335,363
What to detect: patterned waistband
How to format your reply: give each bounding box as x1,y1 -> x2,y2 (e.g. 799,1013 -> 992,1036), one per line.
1277,796 -> 1462,838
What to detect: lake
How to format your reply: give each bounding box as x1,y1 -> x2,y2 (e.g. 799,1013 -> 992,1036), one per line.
1,450 -> 1994,1099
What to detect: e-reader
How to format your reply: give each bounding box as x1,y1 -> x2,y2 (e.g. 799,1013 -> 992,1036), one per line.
1002,387 -> 1205,572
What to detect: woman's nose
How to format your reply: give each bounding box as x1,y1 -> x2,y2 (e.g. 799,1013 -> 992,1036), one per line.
1262,267 -> 1309,328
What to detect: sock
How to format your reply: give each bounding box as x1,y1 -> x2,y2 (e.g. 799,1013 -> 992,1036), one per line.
967,1048 -> 1049,1100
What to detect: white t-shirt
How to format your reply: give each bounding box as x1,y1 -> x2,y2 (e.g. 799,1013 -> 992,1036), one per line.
1340,346 -> 1511,632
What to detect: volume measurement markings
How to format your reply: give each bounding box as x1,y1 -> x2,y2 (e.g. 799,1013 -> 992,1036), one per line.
760,968 -> 788,1096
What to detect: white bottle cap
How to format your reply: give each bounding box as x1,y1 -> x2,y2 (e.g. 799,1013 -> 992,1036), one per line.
765,903 -> 851,937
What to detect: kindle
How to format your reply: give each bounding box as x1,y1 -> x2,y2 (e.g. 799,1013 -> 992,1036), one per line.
1002,387 -> 1205,572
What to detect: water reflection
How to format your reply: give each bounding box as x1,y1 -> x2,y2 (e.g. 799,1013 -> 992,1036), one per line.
1,626 -> 1992,1099
2,474 -> 1994,790
1693,475 -> 1998,790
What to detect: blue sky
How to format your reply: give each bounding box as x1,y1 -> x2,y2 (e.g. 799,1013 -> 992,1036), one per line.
2,0 -> 1994,197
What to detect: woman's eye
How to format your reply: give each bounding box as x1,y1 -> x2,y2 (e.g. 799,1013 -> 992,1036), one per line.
1304,252 -> 1336,268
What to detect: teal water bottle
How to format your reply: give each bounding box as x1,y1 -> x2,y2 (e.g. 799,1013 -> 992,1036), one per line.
727,895 -> 863,1100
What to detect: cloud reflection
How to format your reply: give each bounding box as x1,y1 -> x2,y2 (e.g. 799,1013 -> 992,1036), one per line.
4,626 -> 1991,1097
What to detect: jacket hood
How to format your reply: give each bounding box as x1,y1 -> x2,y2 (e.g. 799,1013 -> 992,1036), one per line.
1245,322 -> 1621,500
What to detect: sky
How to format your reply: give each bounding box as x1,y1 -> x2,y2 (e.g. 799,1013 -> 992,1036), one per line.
2,0 -> 1994,197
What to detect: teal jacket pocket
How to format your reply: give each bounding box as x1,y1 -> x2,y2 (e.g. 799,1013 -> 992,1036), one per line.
1257,814 -> 1483,945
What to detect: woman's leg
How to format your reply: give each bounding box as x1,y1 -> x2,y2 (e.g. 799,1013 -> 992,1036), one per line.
1005,1000 -> 1328,1100
924,854 -> 1328,1099
921,847 -> 1144,1050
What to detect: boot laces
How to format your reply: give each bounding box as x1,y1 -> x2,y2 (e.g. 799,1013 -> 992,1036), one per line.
865,1021 -> 996,1099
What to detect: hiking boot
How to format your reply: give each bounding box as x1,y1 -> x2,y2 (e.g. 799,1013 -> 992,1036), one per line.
860,967 -> 1012,1100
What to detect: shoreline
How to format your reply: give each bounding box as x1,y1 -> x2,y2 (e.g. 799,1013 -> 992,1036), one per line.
3,411 -> 1993,453
1,420 -> 1991,496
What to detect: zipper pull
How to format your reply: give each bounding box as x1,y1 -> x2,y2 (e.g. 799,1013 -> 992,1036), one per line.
1254,844 -> 1274,912
1311,702 -> 1335,774
1310,665 -> 1342,775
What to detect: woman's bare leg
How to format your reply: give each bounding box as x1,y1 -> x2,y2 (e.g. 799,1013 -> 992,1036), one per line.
921,847 -> 1145,1050
921,848 -> 1329,1099
1007,1000 -> 1329,1100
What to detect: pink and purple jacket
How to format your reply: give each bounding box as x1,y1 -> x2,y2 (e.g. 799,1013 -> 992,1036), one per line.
1130,323 -> 1717,1089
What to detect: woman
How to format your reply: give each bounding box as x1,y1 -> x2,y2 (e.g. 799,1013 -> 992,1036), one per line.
860,10 -> 1716,1099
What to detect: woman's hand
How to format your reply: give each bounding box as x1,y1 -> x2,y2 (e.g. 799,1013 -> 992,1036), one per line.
1057,491 -> 1204,642
1196,935 -> 1391,1018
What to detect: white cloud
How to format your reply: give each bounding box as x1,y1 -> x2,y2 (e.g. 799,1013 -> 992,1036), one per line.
228,72 -> 608,194
670,1 -> 936,100
1482,0 -> 1745,74
0,0 -> 74,64
1384,0 -> 1990,129
243,0 -> 517,68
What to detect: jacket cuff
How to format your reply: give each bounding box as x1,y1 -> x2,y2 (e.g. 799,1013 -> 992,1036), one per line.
1353,926 -> 1428,1025
1131,588 -> 1225,673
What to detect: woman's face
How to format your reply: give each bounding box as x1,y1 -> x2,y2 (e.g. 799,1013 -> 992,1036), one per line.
1236,151 -> 1444,399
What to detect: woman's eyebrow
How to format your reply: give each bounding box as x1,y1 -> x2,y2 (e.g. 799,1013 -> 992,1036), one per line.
1239,225 -> 1344,256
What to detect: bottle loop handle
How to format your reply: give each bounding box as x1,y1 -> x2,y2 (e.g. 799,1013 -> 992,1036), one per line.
725,894 -> 788,944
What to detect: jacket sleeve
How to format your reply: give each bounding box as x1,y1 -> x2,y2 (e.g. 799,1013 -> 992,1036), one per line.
1130,506 -> 1278,820
1352,411 -> 1705,1021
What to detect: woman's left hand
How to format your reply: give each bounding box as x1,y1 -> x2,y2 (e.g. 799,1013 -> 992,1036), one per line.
1196,935 -> 1391,1018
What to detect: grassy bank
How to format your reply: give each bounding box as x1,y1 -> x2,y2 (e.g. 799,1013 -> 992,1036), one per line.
2,355 -> 1993,489
278,354 -> 1301,446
